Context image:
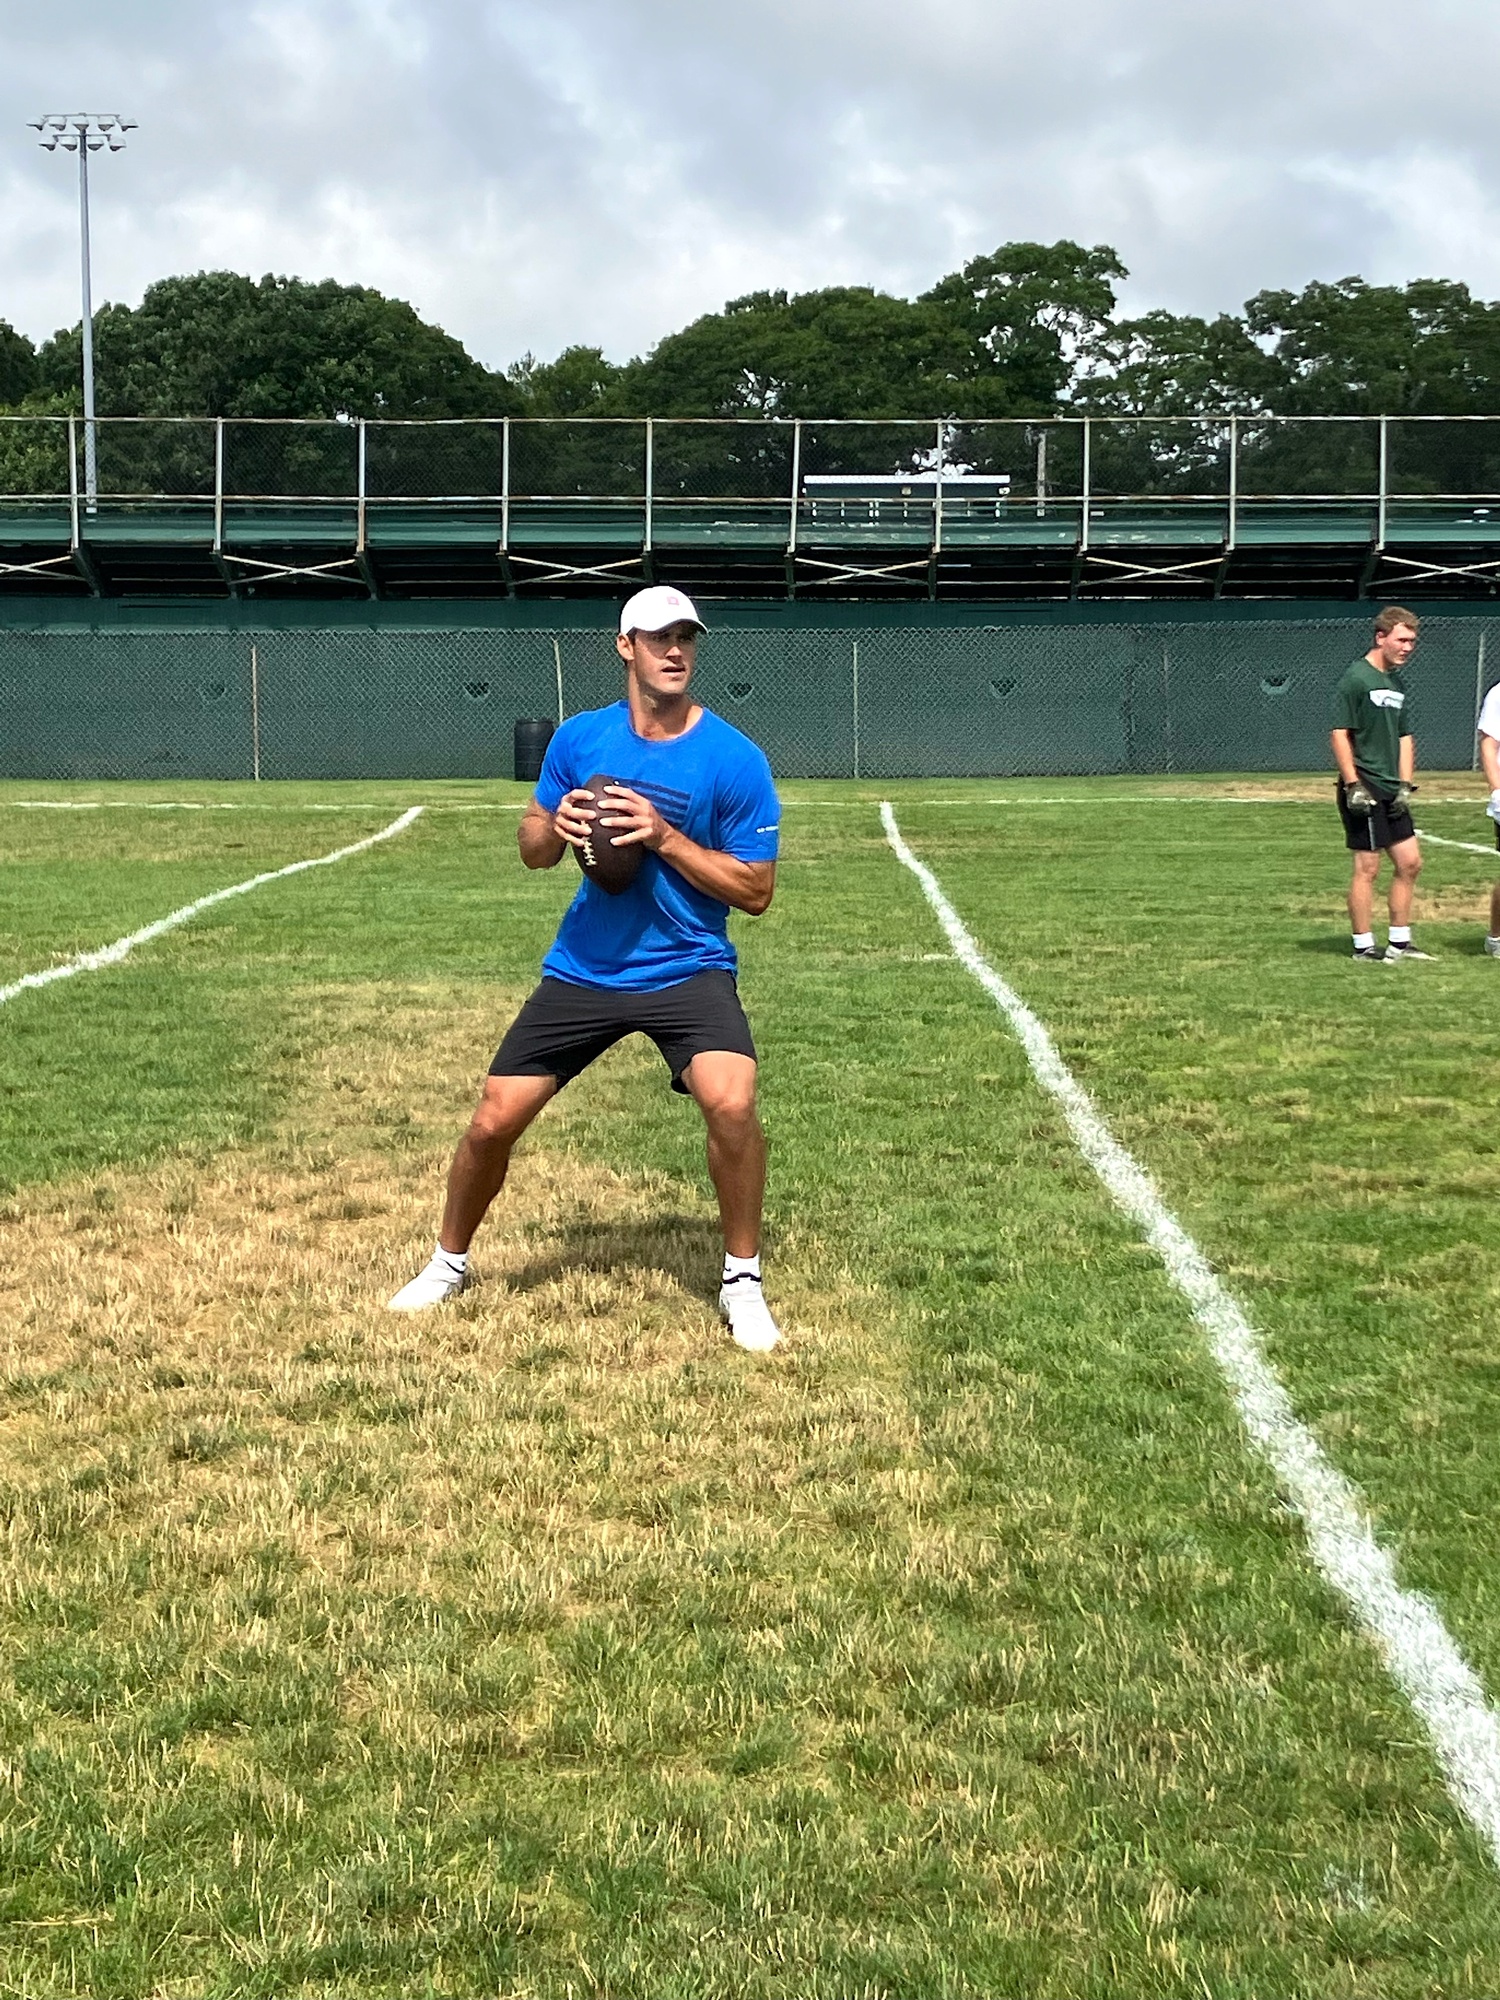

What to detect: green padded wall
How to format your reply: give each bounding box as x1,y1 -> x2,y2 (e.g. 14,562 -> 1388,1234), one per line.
0,611 -> 1489,780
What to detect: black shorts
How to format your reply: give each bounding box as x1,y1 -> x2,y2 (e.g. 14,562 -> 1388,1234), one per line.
1336,780 -> 1416,853
490,970 -> 756,1095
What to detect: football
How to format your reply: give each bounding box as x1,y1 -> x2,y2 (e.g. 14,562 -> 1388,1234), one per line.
573,773 -> 645,895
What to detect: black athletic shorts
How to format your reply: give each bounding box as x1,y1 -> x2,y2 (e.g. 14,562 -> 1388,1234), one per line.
1336,780 -> 1416,853
490,970 -> 756,1095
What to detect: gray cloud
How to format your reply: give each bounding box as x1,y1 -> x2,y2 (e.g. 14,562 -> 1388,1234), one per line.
3,0 -> 1500,376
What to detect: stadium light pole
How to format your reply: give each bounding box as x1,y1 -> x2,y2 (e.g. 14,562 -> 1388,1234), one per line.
30,113 -> 136,511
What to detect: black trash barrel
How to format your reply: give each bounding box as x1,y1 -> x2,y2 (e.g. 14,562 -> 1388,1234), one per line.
514,717 -> 554,783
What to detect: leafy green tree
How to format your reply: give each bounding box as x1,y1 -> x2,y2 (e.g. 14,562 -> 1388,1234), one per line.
36,272 -> 519,420
1080,277 -> 1500,494
1244,276 -> 1500,417
608,245 -> 1128,427
508,345 -> 623,415
1080,310 -> 1274,416
613,285 -> 970,420
920,239 -> 1126,413
0,319 -> 39,407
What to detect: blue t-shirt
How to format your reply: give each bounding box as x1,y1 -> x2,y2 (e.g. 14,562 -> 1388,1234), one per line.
534,701 -> 780,991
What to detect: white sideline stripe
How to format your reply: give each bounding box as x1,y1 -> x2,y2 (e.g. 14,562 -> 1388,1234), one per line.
0,807 -> 424,1010
5,800 -> 522,814
1417,826 -> 1500,859
9,794 -> 1492,817
880,799 -> 1500,1869
780,794 -> 1317,809
780,793 -> 1492,810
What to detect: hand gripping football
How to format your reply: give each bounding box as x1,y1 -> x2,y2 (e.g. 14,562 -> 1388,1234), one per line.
573,774 -> 644,895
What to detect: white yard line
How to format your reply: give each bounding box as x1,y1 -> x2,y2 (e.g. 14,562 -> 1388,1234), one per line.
779,794 -> 1317,808
881,799 -> 1500,1869
0,807 -> 424,1010
5,800 -> 524,813
1417,827 -> 1500,859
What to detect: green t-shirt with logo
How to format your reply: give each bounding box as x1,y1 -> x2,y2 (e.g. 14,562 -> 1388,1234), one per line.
1332,658 -> 1413,794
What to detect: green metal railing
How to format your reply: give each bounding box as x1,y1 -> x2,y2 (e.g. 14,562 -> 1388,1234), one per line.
5,411 -> 1500,513
7,412 -> 1500,597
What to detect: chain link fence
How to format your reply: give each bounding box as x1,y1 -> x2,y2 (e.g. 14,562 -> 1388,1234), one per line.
0,614 -> 1491,781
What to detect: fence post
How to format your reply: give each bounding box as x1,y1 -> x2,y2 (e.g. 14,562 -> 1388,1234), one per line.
644,417 -> 654,557
214,417 -> 225,552
852,637 -> 861,780
1377,416 -> 1388,551
357,419 -> 368,553
792,422 -> 804,592
1080,418 -> 1091,553
67,416 -> 80,551
501,417 -> 511,556
1476,630 -> 1488,772
1161,640 -> 1175,774
1036,428 -> 1047,517
552,635 -> 564,725
1227,416 -> 1238,550
250,642 -> 261,781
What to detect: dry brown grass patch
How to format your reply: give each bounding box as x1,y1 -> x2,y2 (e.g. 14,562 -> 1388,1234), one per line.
0,989 -> 896,1604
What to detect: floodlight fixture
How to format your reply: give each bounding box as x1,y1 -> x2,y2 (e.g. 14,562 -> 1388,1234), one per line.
30,114 -> 137,509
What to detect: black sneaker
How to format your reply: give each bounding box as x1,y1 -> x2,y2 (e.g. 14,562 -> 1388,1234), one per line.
1352,945 -> 1385,962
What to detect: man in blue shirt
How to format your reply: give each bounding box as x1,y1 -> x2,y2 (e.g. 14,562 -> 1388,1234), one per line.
389,585 -> 783,1352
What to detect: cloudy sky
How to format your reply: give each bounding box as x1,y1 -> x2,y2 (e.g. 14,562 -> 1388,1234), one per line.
3,0 -> 1500,371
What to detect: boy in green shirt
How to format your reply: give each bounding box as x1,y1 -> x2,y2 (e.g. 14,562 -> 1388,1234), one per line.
1330,605 -> 1429,962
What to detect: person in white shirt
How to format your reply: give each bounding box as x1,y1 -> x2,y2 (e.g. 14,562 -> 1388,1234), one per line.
1479,681 -> 1500,957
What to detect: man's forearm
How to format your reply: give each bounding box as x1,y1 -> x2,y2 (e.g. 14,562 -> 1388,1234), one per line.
656,826 -> 774,915
1330,729 -> 1359,784
518,812 -> 566,869
1399,734 -> 1416,784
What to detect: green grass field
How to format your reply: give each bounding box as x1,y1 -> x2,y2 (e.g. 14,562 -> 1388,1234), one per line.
4,774 -> 1500,1997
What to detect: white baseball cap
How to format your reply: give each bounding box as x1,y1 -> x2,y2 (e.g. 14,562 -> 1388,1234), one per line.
618,584 -> 706,636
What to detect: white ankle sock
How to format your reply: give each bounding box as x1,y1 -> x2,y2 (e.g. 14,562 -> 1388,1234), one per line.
1389,925 -> 1412,946
722,1251 -> 762,1285
433,1245 -> 467,1277
1353,932 -> 1375,951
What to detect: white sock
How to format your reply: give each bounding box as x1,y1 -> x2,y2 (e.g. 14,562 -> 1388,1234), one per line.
1353,931 -> 1375,951
433,1245 -> 467,1277
1389,925 -> 1412,946
722,1251 -> 762,1286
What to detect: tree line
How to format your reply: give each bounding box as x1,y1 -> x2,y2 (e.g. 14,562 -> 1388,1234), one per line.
6,245 -> 1500,427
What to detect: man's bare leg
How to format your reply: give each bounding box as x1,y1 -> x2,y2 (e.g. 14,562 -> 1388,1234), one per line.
389,1073 -> 556,1309
1387,834 -> 1422,930
685,1050 -> 778,1351
1348,850 -> 1380,936
1490,878 -> 1500,943
439,1073 -> 557,1253
684,1051 -> 764,1255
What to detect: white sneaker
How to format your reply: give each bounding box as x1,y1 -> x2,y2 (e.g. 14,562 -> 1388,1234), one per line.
1384,942 -> 1436,962
387,1257 -> 467,1311
719,1279 -> 780,1353
1486,936 -> 1500,958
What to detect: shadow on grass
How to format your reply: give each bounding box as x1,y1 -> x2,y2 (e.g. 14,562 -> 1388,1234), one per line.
1295,933 -> 1362,955
1297,930 -> 1492,958
507,1213 -> 724,1304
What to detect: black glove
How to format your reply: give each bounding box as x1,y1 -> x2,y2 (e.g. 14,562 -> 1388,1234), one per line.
1391,781 -> 1418,811
1344,780 -> 1377,813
